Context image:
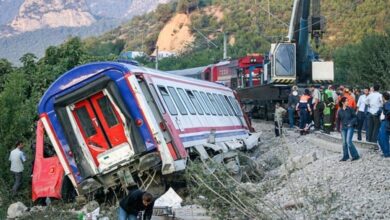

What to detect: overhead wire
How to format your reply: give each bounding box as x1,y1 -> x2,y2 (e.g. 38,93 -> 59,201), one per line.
291,0 -> 364,35
246,0 -> 365,41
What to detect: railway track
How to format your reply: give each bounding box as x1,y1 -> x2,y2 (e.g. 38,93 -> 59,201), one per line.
252,119 -> 378,153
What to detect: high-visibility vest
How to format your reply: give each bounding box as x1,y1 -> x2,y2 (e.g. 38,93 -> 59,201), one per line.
298,95 -> 310,109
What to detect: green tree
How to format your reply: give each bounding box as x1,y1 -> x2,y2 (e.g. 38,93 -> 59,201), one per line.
58,37 -> 86,69
0,59 -> 14,92
0,71 -> 34,179
176,0 -> 199,14
334,28 -> 390,89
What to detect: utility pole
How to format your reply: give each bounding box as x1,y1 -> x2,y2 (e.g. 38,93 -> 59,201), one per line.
155,46 -> 159,70
223,32 -> 227,60
268,0 -> 270,22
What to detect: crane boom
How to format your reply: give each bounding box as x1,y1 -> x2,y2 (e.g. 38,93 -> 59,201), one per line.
265,0 -> 333,84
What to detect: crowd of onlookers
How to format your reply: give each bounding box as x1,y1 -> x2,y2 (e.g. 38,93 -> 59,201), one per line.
274,84 -> 390,160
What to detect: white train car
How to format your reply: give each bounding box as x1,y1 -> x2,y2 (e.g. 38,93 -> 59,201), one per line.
32,61 -> 260,201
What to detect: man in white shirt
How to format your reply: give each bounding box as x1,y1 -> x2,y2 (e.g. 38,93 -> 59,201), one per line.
365,85 -> 383,143
356,88 -> 369,141
9,141 -> 26,196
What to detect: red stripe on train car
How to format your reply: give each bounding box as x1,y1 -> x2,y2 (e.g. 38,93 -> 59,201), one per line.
166,142 -> 178,160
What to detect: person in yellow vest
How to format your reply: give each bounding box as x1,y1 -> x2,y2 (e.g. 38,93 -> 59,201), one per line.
323,95 -> 335,134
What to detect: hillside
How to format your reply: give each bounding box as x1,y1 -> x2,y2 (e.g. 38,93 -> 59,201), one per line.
87,0 -> 390,66
0,0 -> 172,64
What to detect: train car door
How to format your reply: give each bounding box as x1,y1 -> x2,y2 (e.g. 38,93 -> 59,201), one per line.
32,119 -> 64,201
72,91 -> 128,166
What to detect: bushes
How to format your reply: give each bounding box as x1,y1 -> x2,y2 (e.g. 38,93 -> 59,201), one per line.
333,28 -> 390,88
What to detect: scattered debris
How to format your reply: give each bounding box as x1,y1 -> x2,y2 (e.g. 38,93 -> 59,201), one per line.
280,152 -> 318,175
283,199 -> 304,210
154,187 -> 183,208
7,202 -> 28,219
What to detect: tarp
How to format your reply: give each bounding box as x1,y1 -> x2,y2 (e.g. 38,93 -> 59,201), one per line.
154,187 -> 183,208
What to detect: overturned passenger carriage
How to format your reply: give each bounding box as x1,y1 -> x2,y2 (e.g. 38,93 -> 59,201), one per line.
32,61 -> 260,201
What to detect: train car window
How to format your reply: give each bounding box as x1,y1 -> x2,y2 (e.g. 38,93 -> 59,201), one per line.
207,93 -> 222,115
97,96 -> 119,127
186,90 -> 204,115
149,84 -> 166,114
167,87 -> 188,115
193,91 -> 210,115
200,92 -> 216,115
228,96 -> 243,116
157,86 -> 178,115
224,95 -> 238,116
214,94 -> 228,116
75,106 -> 97,137
233,99 -> 244,116
177,88 -> 196,115
43,134 -> 56,158
219,94 -> 233,116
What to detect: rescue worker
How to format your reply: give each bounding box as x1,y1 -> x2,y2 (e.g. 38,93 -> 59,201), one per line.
296,89 -> 312,135
323,95 -> 335,134
119,189 -> 154,220
343,88 -> 357,110
378,92 -> 390,157
324,85 -> 336,132
274,103 -> 287,137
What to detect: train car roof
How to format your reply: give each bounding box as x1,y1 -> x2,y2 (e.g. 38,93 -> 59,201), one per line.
166,66 -> 208,76
38,61 -> 232,114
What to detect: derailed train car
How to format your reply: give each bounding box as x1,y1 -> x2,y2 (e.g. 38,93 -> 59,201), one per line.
32,61 -> 261,201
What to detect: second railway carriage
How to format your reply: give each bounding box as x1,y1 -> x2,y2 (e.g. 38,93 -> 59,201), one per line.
32,61 -> 260,201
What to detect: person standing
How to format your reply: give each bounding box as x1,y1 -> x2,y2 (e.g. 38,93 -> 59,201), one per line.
325,85 -> 337,132
356,88 -> 369,141
274,103 -> 287,137
9,141 -> 26,196
378,92 -> 390,157
353,88 -> 361,103
119,189 -> 154,220
323,95 -> 335,134
335,86 -> 345,132
366,85 -> 383,143
311,85 -> 323,130
287,86 -> 299,128
296,89 -> 312,135
343,88 -> 357,110
338,97 -> 360,161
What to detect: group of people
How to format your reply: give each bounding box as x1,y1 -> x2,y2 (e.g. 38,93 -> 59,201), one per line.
274,84 -> 390,161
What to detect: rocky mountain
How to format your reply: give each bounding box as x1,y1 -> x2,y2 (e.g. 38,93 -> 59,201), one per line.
0,0 -> 171,64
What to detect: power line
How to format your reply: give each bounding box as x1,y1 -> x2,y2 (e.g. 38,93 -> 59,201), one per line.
292,0 -> 363,34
